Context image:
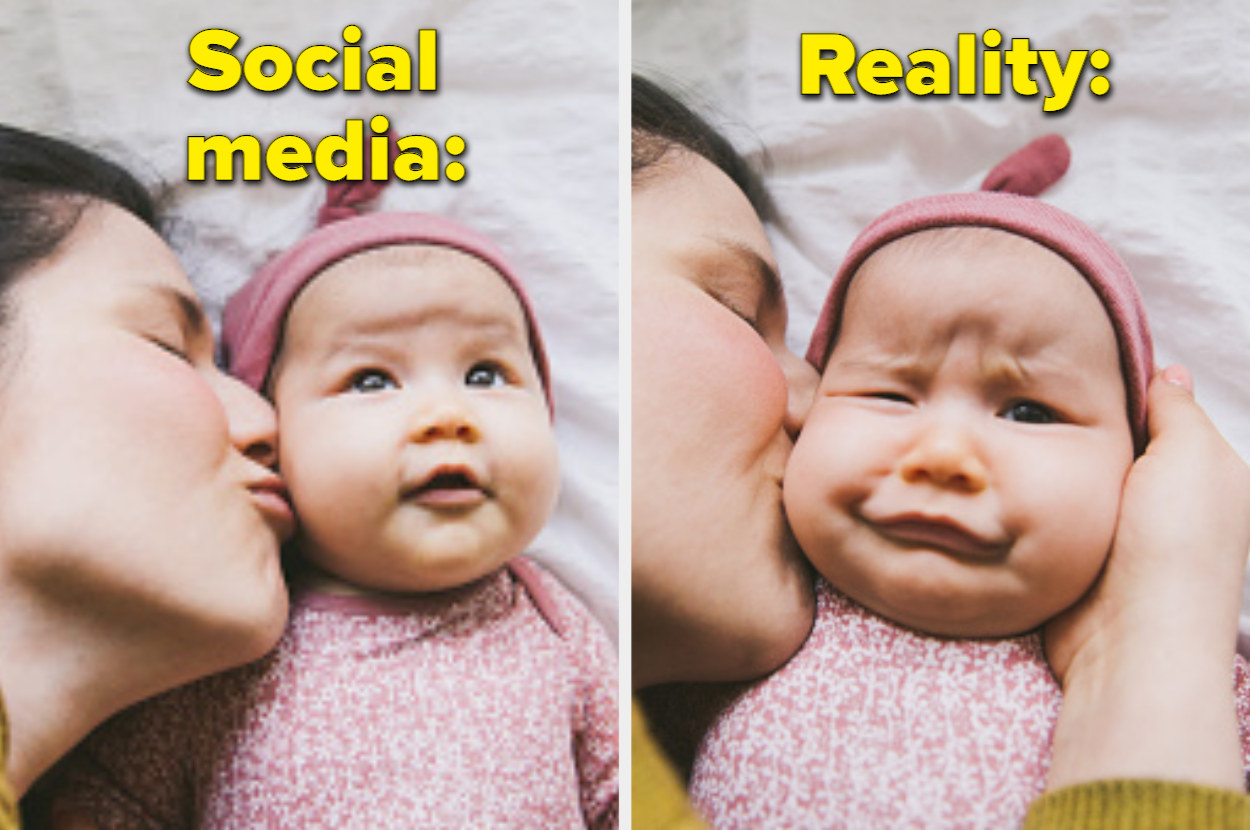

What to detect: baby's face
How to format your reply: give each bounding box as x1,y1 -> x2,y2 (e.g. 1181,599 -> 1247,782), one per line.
785,227 -> 1134,637
270,244 -> 559,593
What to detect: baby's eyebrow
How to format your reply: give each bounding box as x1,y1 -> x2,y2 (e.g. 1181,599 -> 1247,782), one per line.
831,353 -> 929,379
337,306 -> 522,338
832,351 -> 1041,389
317,308 -> 526,360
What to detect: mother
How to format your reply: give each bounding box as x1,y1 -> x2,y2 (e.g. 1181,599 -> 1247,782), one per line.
0,126 -> 292,823
631,75 -> 1250,824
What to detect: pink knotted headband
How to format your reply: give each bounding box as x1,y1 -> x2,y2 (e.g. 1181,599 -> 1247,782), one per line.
806,135 -> 1153,449
221,133 -> 553,413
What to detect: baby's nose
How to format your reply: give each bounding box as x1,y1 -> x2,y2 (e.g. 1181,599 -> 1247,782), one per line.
409,401 -> 481,443
898,421 -> 988,493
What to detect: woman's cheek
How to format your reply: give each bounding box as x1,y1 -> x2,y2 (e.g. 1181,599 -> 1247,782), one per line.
635,287 -> 789,454
158,363 -> 234,461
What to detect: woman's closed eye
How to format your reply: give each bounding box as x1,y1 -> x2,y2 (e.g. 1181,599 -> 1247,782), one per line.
999,399 -> 1059,424
465,361 -> 508,388
700,282 -> 761,332
346,368 -> 398,394
144,325 -> 212,367
147,335 -> 190,363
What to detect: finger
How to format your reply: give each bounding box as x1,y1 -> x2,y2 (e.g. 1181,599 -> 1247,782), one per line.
1158,363 -> 1194,395
1144,365 -> 1212,443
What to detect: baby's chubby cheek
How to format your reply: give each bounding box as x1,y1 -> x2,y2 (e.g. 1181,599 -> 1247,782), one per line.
782,408 -> 866,573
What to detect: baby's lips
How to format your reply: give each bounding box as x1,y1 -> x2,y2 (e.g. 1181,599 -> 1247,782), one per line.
408,485 -> 488,509
867,512 -> 1009,560
402,462 -> 491,507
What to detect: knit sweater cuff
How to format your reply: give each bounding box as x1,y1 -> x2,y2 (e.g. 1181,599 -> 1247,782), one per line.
1024,779 -> 1250,829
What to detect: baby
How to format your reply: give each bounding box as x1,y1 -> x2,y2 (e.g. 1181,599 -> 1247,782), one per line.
689,136 -> 1250,828
53,183 -> 618,828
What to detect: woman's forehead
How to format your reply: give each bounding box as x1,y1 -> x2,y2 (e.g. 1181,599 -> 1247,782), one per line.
636,151 -> 776,268
15,201 -> 191,306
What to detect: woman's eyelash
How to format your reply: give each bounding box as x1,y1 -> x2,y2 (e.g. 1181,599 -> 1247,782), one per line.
728,305 -> 760,329
715,294 -> 760,329
147,336 -> 190,362
703,283 -> 762,330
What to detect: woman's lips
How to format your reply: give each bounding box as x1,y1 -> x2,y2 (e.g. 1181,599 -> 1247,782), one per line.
870,515 -> 1009,560
248,478 -> 296,541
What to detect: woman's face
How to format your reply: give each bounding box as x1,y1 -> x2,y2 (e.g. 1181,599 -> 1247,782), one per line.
0,202 -> 291,669
632,148 -> 817,685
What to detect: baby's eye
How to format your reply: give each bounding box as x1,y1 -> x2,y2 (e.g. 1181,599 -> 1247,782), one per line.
347,369 -> 397,394
465,361 -> 507,388
1000,399 -> 1058,424
868,391 -> 913,404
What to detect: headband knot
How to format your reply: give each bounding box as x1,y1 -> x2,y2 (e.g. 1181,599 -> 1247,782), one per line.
315,129 -> 402,226
806,134 -> 1153,451
222,130 -> 554,414
979,133 -> 1071,197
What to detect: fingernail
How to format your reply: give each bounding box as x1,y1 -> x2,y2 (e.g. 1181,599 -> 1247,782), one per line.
1160,364 -> 1193,391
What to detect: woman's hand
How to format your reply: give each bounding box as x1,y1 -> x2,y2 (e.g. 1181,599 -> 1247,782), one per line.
1044,365 -> 1250,790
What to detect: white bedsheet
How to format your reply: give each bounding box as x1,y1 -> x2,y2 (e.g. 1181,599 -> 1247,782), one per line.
634,0 -> 1250,651
0,0 -> 619,637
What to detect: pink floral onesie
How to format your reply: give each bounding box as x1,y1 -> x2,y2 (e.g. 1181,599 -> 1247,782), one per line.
690,578 -> 1250,829
58,558 -> 618,829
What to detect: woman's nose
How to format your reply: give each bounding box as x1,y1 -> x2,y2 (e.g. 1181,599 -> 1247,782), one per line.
898,419 -> 988,493
214,371 -> 279,468
779,349 -> 819,440
409,399 -> 481,443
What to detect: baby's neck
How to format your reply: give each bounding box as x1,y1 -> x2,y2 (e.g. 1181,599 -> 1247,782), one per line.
286,556 -> 501,600
288,559 -> 378,598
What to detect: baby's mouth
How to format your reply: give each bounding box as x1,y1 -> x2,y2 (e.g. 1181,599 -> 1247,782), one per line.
405,466 -> 489,508
869,515 -> 1009,561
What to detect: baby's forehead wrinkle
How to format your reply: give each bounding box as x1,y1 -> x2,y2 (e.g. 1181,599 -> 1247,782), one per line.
827,348 -> 940,385
335,301 -> 523,338
979,348 -> 1029,387
830,329 -> 1070,390
293,304 -> 523,363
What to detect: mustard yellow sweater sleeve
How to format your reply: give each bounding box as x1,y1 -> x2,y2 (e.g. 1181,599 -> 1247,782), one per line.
634,690 -> 1250,829
632,698 -> 705,830
1024,779 -> 1250,829
1,690 -> 20,830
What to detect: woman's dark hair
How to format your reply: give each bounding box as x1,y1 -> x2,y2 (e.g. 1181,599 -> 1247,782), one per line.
0,124 -> 158,364
0,124 -> 157,289
631,74 -> 774,221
